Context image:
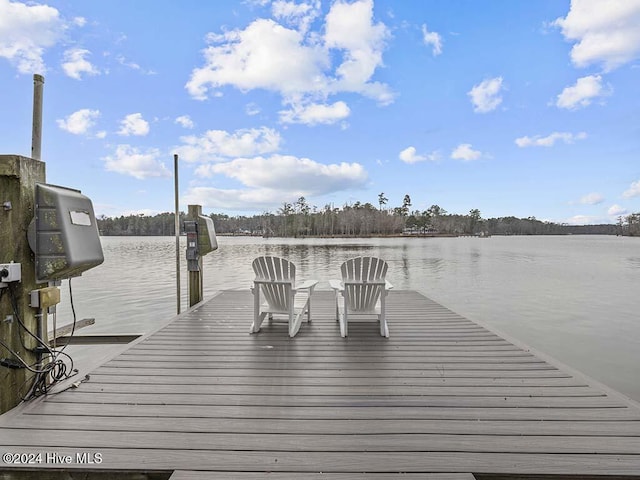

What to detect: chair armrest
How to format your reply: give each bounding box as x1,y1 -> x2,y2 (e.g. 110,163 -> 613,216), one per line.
253,279 -> 294,288
328,279 -> 343,291
385,280 -> 394,290
296,279 -> 318,291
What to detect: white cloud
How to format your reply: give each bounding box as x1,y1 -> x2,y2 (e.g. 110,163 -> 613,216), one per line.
421,24 -> 442,56
468,77 -> 503,113
118,113 -> 150,136
182,186 -> 289,211
103,145 -> 171,179
553,0 -> 640,71
622,179 -> 640,198
245,103 -> 261,116
186,18 -> 329,100
608,204 -> 628,216
451,143 -> 482,161
271,0 -> 321,34
175,127 -> 282,163
279,100 -> 350,125
204,155 -> 367,194
556,75 -> 610,109
186,154 -> 368,211
398,146 -> 439,164
186,0 -> 393,112
0,0 -> 65,74
62,48 -> 100,80
56,108 -> 100,135
72,16 -> 86,27
324,0 -> 393,104
175,115 -> 195,129
115,54 -> 156,75
579,192 -> 604,205
515,131 -> 587,147
96,130 -> 107,139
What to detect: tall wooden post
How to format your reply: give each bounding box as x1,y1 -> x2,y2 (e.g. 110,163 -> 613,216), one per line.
0,155 -> 46,414
31,74 -> 44,161
187,204 -> 203,307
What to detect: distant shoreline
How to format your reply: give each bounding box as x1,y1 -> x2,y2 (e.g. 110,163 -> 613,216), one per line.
97,211 -> 635,237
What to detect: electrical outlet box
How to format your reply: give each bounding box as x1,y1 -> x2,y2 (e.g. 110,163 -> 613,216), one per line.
0,262 -> 21,287
27,183 -> 104,283
31,286 -> 61,309
197,215 -> 218,255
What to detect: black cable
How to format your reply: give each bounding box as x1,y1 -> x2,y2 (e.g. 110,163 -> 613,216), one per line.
54,278 -> 78,357
2,281 -> 78,401
0,338 -> 53,374
7,282 -> 55,356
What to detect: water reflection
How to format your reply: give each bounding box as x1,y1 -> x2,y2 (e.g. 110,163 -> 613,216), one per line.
627,257 -> 640,268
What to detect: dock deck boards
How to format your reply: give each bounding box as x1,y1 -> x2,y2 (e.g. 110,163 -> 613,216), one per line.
1,290 -> 640,478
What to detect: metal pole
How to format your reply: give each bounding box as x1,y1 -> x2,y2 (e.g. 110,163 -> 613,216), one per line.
31,74 -> 44,161
174,154 -> 181,314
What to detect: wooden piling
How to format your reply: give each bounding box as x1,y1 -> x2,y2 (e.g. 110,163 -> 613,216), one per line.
187,204 -> 203,307
0,155 -> 46,414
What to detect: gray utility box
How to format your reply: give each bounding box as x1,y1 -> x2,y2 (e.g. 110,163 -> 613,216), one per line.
28,183 -> 104,283
197,214 -> 218,255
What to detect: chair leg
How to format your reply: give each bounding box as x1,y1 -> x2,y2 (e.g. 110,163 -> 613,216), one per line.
340,296 -> 348,337
251,312 -> 268,334
379,293 -> 389,338
250,286 -> 261,333
289,308 -> 303,338
379,314 -> 389,338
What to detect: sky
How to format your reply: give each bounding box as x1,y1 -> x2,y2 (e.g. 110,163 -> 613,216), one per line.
1,0 -> 639,224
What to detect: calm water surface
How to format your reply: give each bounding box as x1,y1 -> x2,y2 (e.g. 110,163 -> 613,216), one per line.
56,235 -> 640,402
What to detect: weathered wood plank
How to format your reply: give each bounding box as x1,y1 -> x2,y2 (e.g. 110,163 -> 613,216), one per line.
76,382 -> 603,398
111,354 -> 546,364
3,429 -> 640,454
102,360 -> 556,370
41,392 -> 622,408
169,473 -> 476,480
90,366 -> 573,379
87,373 -> 584,386
1,447 -> 639,475
123,348 -> 533,357
131,343 -> 522,351
151,334 -> 499,340
21,402 -> 640,421
7,415 -> 640,437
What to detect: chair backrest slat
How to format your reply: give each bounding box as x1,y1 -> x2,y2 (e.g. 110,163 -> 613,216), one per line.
253,256 -> 296,311
341,256 -> 387,312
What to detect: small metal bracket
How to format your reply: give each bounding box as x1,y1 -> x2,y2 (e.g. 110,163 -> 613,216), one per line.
2,202 -> 11,211
184,220 -> 200,271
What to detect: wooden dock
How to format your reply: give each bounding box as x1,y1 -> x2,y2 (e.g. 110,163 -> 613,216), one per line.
1,290 -> 640,479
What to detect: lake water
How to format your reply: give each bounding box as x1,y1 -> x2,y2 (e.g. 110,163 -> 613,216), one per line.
55,235 -> 640,403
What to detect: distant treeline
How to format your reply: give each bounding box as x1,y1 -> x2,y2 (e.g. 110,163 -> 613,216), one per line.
96,200 -> 640,237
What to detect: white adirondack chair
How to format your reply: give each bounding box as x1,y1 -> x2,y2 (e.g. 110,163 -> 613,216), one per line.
329,256 -> 393,338
250,256 -> 318,338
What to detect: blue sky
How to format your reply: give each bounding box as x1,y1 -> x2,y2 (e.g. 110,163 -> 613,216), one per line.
1,0 -> 639,224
